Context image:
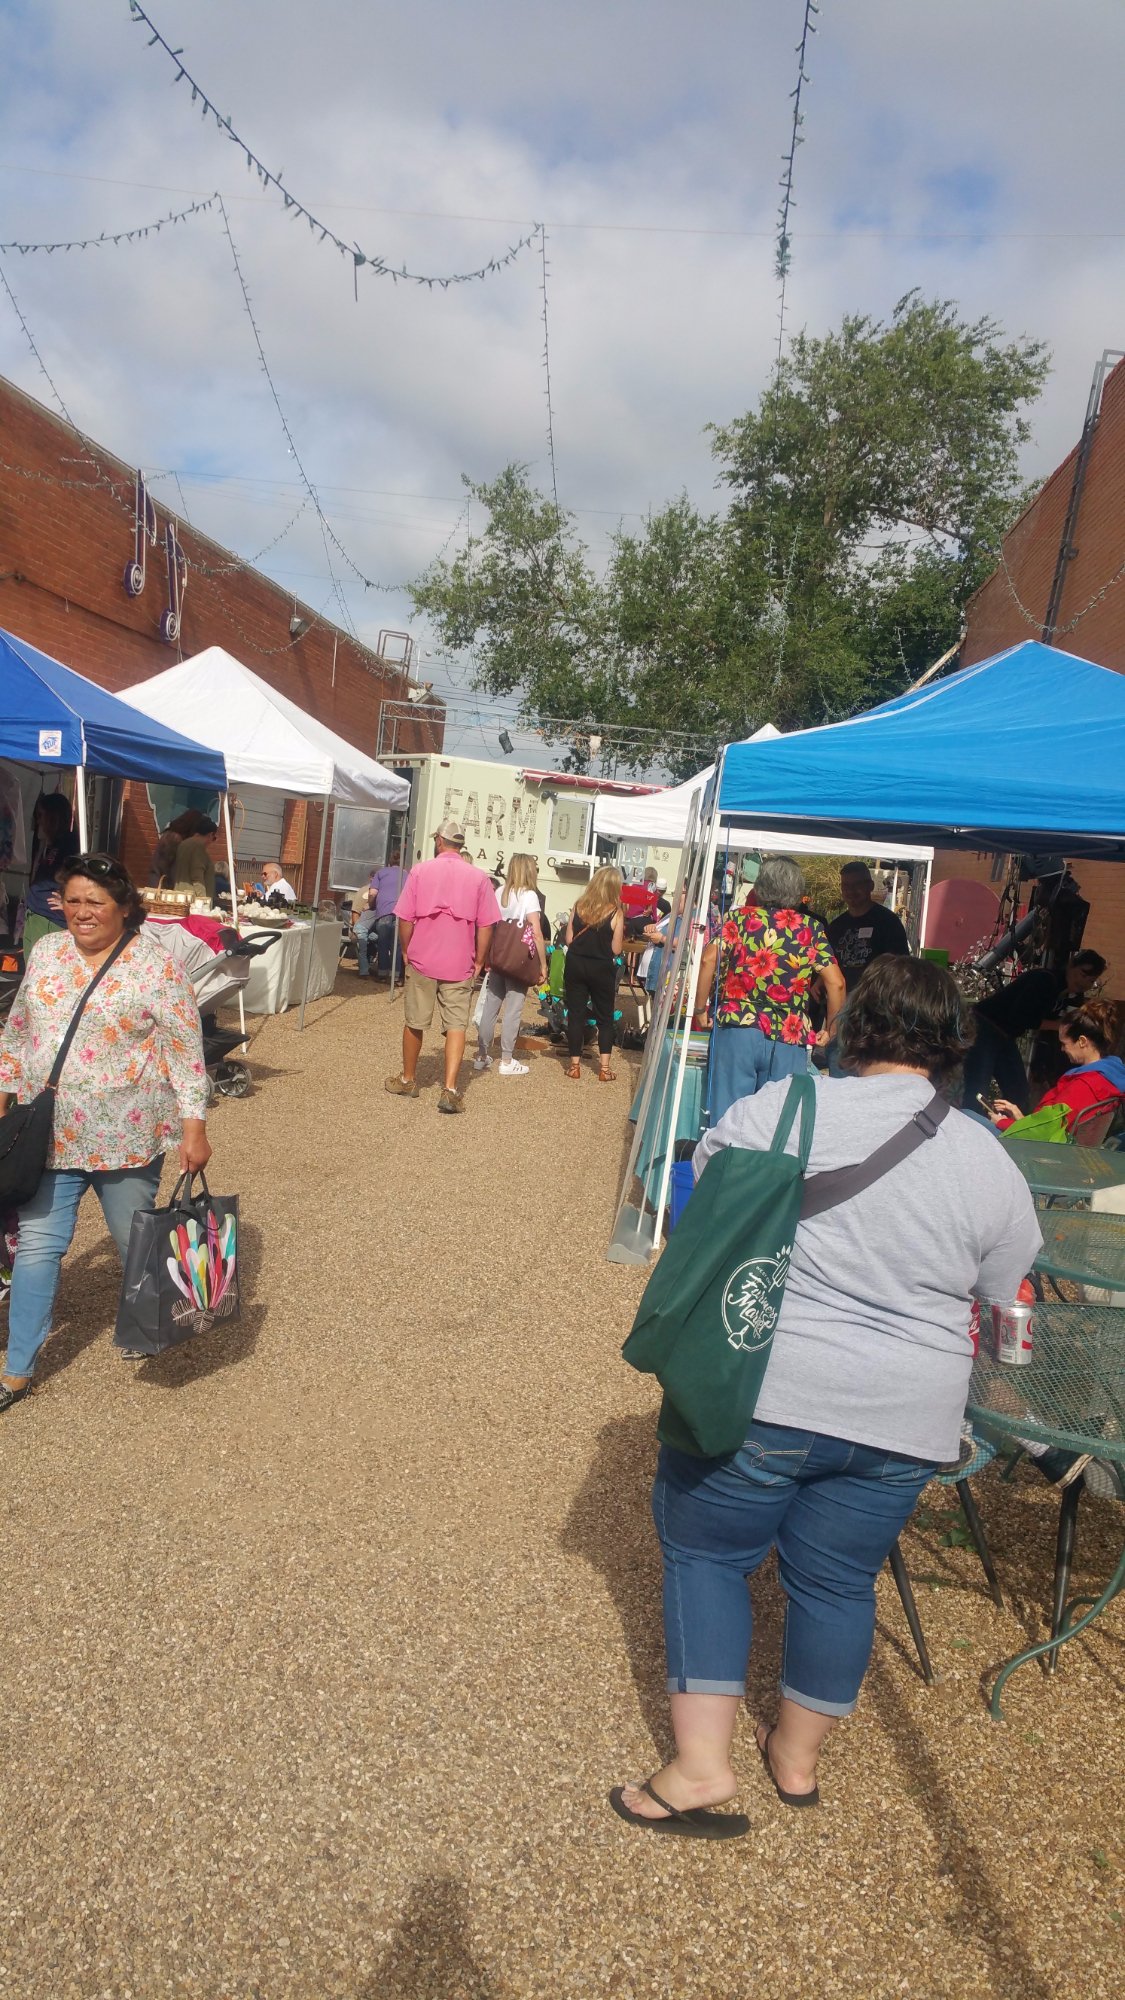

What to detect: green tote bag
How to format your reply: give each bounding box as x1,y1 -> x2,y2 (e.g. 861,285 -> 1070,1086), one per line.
623,1072 -> 816,1458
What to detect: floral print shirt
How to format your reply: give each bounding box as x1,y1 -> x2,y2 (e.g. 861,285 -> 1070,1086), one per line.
0,927 -> 207,1171
715,904 -> 837,1045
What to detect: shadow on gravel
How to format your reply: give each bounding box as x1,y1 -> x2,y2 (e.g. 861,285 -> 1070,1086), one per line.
560,1415 -> 670,1754
868,1653 -> 1057,2000
360,1876 -> 500,2000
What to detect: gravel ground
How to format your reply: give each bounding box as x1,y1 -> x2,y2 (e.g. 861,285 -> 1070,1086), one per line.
1,972 -> 1122,2000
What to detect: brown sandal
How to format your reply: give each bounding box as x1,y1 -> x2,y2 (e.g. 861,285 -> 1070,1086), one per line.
565,1061 -> 582,1081
598,1067 -> 617,1082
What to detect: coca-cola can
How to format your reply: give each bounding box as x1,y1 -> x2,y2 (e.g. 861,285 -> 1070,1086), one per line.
992,1300 -> 1034,1366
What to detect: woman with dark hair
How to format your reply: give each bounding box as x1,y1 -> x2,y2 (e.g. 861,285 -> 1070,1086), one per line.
0,854 -> 210,1413
23,792 -> 79,952
693,855 -> 846,1126
611,955 -> 1040,1836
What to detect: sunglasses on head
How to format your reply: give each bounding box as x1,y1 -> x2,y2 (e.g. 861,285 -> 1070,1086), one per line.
67,853 -> 129,882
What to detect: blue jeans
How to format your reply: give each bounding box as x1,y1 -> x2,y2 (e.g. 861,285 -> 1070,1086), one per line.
654,1422 -> 936,1716
709,1024 -> 810,1127
355,911 -> 397,976
3,1159 -> 164,1379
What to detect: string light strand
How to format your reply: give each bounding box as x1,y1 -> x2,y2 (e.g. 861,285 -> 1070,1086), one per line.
126,2 -> 542,293
539,226 -> 561,522
0,193 -> 218,256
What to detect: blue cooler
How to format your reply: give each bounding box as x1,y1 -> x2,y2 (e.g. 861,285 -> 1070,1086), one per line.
669,1159 -> 695,1231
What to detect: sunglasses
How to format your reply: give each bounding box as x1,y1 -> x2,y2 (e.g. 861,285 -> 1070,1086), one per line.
65,853 -> 130,884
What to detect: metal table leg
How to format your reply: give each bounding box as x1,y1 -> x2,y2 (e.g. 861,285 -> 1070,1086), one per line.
956,1478 -> 1004,1610
988,1539 -> 1125,1720
1046,1481 -> 1083,1677
888,1539 -> 935,1686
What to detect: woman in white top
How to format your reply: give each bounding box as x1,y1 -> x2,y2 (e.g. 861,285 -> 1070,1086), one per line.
474,853 -> 548,1078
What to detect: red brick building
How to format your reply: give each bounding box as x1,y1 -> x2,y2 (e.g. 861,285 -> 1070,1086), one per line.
939,351 -> 1125,972
0,375 -> 439,892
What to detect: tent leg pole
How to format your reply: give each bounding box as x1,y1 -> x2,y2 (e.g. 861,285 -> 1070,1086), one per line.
75,768 -> 89,850
220,792 -> 246,1045
297,795 -> 330,1032
920,857 -> 934,951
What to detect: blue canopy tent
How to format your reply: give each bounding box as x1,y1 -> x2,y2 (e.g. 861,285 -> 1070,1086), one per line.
1,629 -> 227,840
716,641 -> 1125,859
609,640 -> 1125,1261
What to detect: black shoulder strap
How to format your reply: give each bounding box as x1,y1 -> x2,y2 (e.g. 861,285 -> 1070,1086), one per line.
45,931 -> 133,1093
799,1092 -> 950,1220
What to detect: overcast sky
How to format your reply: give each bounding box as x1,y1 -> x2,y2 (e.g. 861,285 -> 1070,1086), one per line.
1,0 -> 1123,761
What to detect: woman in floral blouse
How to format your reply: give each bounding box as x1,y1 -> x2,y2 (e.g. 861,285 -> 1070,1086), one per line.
0,854 -> 210,1413
693,855 -> 845,1126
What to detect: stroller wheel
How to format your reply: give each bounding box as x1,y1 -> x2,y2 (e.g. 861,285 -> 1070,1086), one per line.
216,1062 -> 252,1098
203,1074 -> 219,1108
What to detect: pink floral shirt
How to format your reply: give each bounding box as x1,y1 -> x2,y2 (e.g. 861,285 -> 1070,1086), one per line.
0,928 -> 207,1172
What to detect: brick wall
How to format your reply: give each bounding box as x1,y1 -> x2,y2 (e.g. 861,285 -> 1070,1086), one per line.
945,355 -> 1125,979
0,374 -> 440,894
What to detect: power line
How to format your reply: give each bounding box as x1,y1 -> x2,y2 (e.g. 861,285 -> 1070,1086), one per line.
6,161 -> 1124,245
126,2 -> 542,293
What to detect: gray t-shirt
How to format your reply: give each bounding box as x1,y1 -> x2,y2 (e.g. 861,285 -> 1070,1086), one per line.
692,1074 -> 1043,1464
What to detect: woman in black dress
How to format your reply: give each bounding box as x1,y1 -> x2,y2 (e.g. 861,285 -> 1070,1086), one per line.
563,866 -> 625,1082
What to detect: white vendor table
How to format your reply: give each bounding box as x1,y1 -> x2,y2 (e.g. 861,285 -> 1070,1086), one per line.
240,919 -> 341,1016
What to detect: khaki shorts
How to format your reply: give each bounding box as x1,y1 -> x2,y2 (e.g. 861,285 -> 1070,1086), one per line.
403,967 -> 475,1034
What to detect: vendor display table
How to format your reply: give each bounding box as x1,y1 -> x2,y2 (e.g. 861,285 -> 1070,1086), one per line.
240,920 -> 341,1016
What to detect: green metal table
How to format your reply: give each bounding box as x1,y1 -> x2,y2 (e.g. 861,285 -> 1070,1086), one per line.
966,1301 -> 1125,1716
998,1136 -> 1125,1200
1035,1209 -> 1125,1289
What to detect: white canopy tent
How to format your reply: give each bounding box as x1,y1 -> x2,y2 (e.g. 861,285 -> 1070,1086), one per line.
119,647 -> 409,1027
592,726 -> 782,848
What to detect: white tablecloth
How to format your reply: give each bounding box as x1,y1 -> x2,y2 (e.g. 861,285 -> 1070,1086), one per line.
240,920 -> 341,1015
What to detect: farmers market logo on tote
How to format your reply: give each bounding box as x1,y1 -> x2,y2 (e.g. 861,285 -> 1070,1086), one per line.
721,1246 -> 792,1351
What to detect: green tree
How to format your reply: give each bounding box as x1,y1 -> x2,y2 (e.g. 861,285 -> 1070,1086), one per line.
408,296 -> 1049,774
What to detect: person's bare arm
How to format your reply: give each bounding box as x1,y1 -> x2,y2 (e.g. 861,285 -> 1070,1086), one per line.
611,911 -> 625,955
397,919 -> 414,955
529,912 -> 548,982
565,907 -> 576,946
694,936 -> 719,1023
821,960 -> 846,1037
475,924 -> 494,976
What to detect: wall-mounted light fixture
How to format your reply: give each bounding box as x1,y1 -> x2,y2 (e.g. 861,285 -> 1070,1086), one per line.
289,613 -> 312,641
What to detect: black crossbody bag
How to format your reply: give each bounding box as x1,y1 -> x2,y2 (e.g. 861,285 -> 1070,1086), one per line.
0,933 -> 131,1209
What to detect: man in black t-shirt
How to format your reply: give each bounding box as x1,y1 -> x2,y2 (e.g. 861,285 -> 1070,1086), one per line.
963,948 -> 1106,1115
820,863 -> 910,1076
826,863 -> 910,993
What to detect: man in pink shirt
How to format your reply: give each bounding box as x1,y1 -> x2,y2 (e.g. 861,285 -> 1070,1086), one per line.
386,821 -> 501,1113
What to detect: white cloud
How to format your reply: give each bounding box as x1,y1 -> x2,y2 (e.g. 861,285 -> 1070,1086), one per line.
2,0 -> 1123,756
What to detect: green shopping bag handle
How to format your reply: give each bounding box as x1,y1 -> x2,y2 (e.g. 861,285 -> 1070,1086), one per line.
766,1071 -> 817,1175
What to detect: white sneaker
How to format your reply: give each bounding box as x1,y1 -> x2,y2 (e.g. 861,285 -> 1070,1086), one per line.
472,1054 -> 493,1073
498,1059 -> 529,1077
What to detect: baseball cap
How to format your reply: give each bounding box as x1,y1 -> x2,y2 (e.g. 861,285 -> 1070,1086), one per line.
433,819 -> 466,846
655,877 -> 667,892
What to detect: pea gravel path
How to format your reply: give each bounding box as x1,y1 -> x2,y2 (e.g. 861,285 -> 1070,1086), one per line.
1,975 -> 1122,2000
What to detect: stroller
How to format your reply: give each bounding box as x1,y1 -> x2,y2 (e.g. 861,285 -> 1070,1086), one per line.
152,921 -> 283,1102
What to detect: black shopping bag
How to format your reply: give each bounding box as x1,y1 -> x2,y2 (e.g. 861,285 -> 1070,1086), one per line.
114,1171 -> 241,1356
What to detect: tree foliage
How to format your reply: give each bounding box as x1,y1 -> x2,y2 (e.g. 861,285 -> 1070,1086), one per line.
408,294 -> 1049,777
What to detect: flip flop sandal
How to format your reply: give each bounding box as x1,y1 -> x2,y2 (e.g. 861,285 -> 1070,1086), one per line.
608,1779 -> 749,1840
757,1729 -> 819,1808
